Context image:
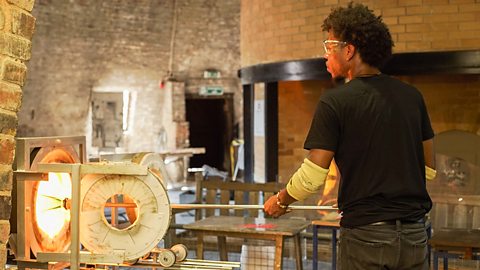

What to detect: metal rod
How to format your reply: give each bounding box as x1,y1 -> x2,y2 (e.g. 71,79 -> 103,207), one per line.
170,203 -> 338,211
135,259 -> 239,269
183,259 -> 241,265
104,202 -> 137,208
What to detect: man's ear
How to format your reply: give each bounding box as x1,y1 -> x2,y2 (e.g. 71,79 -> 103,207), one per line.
345,44 -> 356,61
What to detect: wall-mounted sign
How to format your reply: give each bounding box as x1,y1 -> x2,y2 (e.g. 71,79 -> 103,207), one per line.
199,86 -> 224,96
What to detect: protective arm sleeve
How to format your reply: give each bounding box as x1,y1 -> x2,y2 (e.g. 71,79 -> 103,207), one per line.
426,165 -> 436,181
286,158 -> 329,201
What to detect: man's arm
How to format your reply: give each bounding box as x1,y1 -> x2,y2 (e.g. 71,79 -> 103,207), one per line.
264,149 -> 334,217
423,138 -> 436,180
307,149 -> 335,168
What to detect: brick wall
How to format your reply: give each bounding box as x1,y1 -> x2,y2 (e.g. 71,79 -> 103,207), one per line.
241,1 -> 479,184
17,0 -> 241,155
399,74 -> 480,134
241,0 -> 480,67
278,80 -> 331,182
0,0 -> 35,267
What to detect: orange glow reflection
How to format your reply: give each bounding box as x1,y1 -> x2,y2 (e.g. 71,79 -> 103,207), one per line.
317,160 -> 340,218
34,172 -> 72,239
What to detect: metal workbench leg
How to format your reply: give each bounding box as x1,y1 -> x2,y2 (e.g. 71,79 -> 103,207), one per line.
426,221 -> 432,266
332,228 -> 337,270
313,225 -> 318,270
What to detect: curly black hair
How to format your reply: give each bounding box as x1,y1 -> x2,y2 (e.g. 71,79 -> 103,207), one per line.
322,2 -> 394,68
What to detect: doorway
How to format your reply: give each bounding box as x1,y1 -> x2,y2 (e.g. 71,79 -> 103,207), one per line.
186,94 -> 234,173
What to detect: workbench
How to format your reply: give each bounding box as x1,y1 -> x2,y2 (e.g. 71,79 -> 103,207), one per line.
183,215 -> 310,270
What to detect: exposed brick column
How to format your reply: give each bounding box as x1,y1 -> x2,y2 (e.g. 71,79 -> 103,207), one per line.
171,81 -> 189,148
0,0 -> 35,267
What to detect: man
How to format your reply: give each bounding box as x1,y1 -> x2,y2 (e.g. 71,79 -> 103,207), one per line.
264,3 -> 436,269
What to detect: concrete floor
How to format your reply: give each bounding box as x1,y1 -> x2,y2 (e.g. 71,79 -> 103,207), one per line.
184,250 -> 332,270
5,250 -> 480,270
115,249 -> 480,270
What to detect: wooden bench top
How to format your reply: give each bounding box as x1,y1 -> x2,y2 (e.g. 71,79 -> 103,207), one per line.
311,220 -> 340,227
429,229 -> 480,249
183,216 -> 310,236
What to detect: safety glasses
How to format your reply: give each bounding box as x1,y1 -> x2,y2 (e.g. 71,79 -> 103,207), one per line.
323,40 -> 347,54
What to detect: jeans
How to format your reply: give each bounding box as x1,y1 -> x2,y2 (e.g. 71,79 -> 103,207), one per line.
338,221 -> 429,270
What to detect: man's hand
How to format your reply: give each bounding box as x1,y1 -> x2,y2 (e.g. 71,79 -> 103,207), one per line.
263,194 -> 289,218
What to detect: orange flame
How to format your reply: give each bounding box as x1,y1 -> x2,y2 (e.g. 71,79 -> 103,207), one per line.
34,172 -> 72,239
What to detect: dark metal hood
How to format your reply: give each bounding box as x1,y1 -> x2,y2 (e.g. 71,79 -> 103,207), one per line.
239,50 -> 480,84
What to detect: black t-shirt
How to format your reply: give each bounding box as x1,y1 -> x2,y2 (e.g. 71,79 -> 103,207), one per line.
304,74 -> 434,228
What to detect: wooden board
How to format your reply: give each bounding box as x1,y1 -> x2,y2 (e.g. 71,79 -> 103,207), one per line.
429,229 -> 480,249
